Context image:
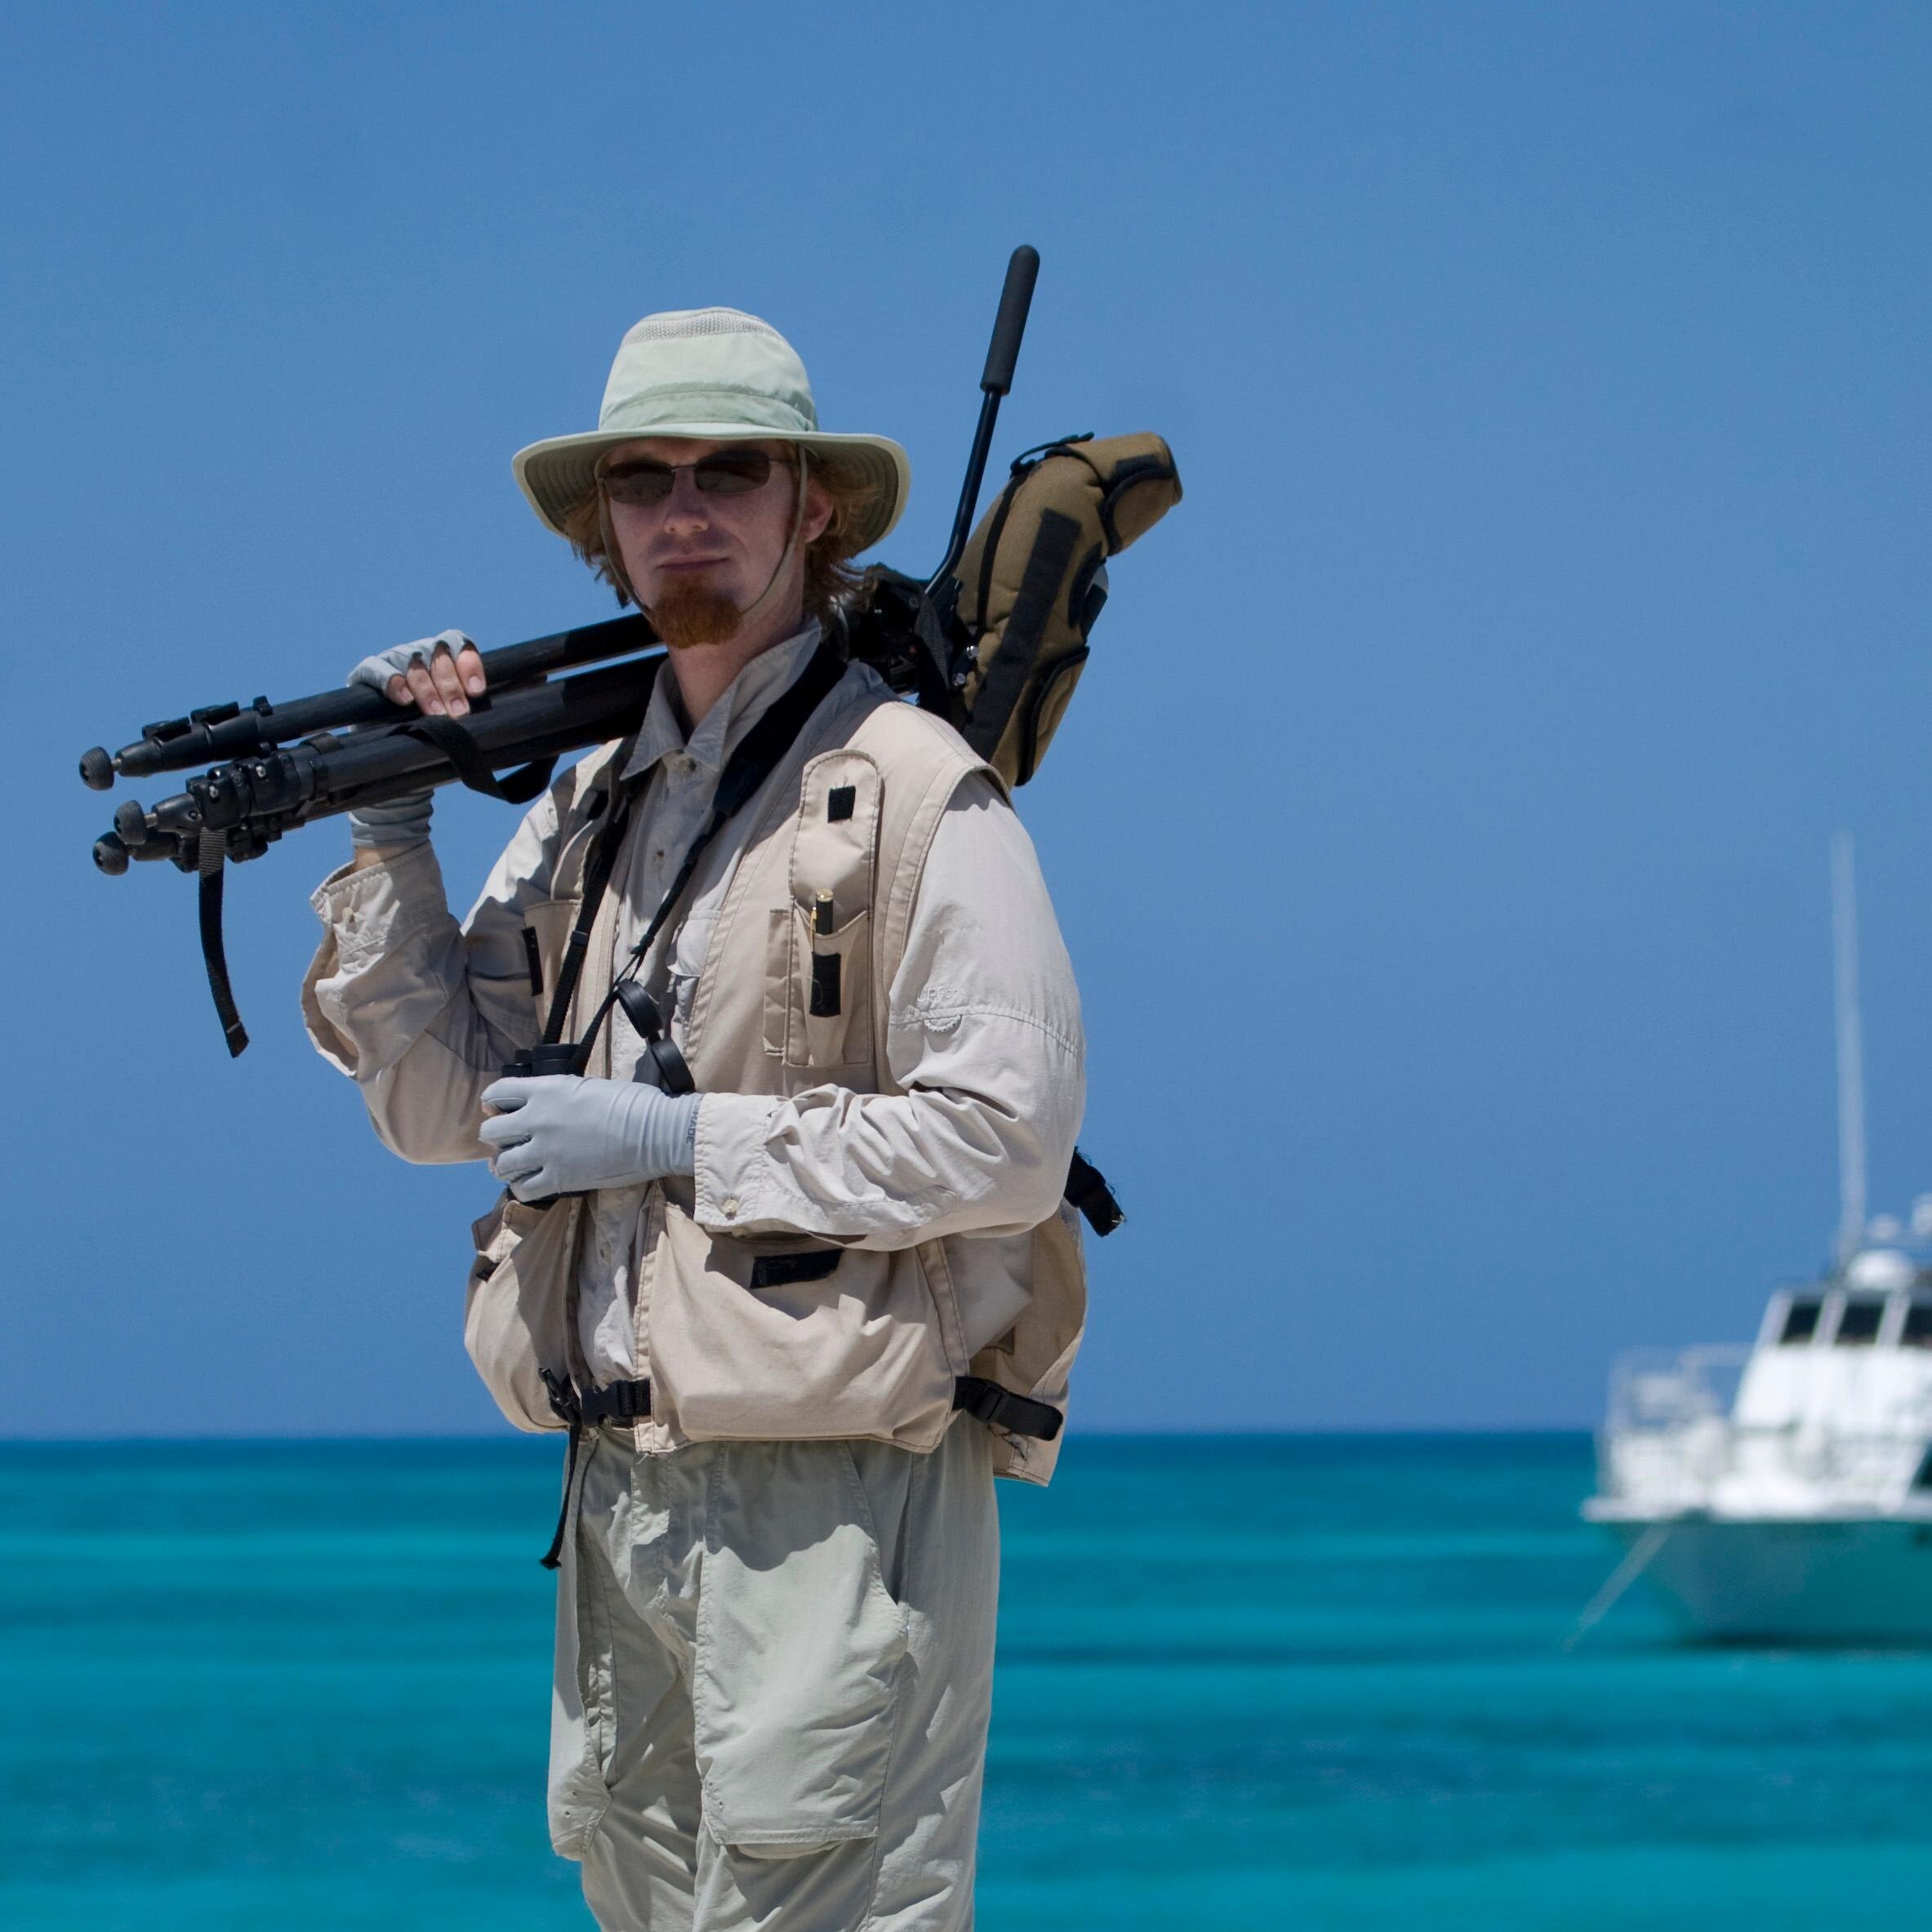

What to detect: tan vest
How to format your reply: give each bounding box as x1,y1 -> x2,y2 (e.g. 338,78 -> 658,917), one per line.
464,670 -> 1084,1485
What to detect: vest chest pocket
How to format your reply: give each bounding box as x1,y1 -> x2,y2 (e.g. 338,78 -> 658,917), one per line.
765,901 -> 872,1068
514,780 -> 625,1031
763,751 -> 881,1071
519,898 -> 584,1031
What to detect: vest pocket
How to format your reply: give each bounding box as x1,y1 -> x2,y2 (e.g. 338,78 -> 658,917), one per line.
464,1192 -> 580,1434
767,902 -> 872,1070
800,903 -> 870,1068
646,1200 -> 958,1449
961,1203 -> 1088,1486
520,897 -> 584,1031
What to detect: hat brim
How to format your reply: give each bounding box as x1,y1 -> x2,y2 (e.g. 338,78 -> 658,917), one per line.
512,424 -> 910,556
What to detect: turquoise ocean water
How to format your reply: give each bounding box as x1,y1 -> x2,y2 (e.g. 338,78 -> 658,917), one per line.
7,1433 -> 1932,1929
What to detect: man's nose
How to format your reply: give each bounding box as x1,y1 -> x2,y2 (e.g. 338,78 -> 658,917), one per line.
659,468 -> 712,536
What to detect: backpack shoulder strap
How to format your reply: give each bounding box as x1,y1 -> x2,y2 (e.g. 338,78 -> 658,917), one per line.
848,704 -> 1001,1092
851,698 -> 1124,1238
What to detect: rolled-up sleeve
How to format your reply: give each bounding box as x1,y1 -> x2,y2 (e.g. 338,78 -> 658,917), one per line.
692,773 -> 1085,1245
302,796 -> 560,1164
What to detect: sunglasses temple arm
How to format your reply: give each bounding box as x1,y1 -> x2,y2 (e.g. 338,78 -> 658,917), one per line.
926,244 -> 1039,597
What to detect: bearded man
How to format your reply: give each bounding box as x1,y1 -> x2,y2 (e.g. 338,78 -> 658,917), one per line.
301,309 -> 1086,1931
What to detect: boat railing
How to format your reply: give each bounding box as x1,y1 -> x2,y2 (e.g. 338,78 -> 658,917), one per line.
1605,1346 -> 1751,1436
1596,1342 -> 1932,1507
1765,1427 -> 1921,1491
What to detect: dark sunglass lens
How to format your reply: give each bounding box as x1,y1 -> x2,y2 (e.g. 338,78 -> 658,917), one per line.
601,462 -> 674,504
696,452 -> 773,494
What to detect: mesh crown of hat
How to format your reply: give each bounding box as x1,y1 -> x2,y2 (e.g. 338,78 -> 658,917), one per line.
622,308 -> 787,346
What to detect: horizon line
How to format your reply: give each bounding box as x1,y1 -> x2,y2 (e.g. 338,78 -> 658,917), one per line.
0,1423 -> 1597,1448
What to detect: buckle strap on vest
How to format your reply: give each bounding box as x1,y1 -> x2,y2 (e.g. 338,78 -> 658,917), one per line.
536,1372 -> 654,1570
954,1375 -> 1064,1441
532,1368 -> 1055,1565
544,1370 -> 653,1428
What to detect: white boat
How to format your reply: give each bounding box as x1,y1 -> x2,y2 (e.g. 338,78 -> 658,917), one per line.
1582,837 -> 1932,1644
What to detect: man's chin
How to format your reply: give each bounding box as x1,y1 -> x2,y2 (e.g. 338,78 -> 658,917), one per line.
649,580 -> 743,651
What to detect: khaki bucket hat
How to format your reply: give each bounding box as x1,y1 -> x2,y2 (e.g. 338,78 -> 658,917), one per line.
512,309 -> 910,554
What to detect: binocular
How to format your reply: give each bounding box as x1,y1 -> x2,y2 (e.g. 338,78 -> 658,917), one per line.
501,983 -> 693,1097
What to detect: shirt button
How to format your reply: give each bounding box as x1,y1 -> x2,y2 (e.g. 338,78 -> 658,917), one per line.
722,1196 -> 740,1218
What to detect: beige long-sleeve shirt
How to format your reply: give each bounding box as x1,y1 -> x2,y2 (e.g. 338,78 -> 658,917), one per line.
305,623 -> 1085,1384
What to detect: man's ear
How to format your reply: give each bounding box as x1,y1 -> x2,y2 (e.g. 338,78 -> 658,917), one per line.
801,474 -> 835,548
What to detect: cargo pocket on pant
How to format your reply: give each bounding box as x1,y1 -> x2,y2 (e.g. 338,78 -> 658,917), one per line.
692,1440 -> 908,1856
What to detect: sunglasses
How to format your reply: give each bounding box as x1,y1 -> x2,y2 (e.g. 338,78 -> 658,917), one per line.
598,449 -> 787,506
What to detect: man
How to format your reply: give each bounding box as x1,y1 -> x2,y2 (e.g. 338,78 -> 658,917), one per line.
302,308 -> 1086,1930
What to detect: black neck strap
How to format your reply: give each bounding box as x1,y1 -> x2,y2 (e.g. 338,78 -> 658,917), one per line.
544,640 -> 847,1057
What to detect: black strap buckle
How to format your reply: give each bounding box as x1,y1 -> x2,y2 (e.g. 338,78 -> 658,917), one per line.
954,1375 -> 1064,1442
577,1378 -> 653,1426
539,1367 -> 581,1427
536,1373 -> 652,1572
537,1369 -> 652,1429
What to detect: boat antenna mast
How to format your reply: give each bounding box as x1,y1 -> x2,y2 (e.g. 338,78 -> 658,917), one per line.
1832,830 -> 1868,1271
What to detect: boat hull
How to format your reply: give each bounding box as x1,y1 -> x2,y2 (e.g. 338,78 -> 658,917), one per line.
1600,1515 -> 1932,1644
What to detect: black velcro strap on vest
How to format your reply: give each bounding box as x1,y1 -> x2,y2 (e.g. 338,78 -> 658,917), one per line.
749,1248 -> 843,1290
809,950 -> 841,1017
963,509 -> 1082,762
396,713 -> 558,804
1065,1148 -> 1124,1236
955,1376 -> 1064,1441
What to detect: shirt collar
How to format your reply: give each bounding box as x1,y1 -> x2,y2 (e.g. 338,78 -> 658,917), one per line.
621,620 -> 824,785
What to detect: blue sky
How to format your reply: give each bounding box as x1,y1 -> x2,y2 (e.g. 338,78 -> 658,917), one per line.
6,2 -> 1930,1435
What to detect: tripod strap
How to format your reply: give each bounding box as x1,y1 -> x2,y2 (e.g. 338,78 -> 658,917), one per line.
196,833 -> 249,1058
395,713 -> 558,804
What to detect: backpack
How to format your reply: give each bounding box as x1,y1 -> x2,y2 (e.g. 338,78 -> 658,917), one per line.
848,432 -> 1182,787
951,432 -> 1182,786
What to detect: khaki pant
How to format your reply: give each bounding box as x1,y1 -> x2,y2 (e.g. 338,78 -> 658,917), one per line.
550,1418 -> 999,1931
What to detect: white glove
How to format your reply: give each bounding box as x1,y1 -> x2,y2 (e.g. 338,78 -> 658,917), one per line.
344,630 -> 476,852
479,1075 -> 701,1202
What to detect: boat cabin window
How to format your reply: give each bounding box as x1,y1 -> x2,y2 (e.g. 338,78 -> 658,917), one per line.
1913,1446 -> 1932,1491
1903,1301 -> 1932,1349
1778,1298 -> 1823,1344
1834,1296 -> 1887,1347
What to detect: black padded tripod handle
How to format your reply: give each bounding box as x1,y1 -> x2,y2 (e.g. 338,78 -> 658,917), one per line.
981,246 -> 1039,396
